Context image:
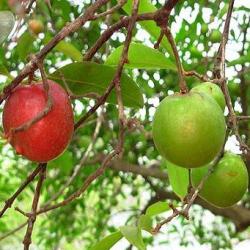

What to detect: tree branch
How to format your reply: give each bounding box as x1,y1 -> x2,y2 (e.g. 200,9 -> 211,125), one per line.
23,164 -> 46,250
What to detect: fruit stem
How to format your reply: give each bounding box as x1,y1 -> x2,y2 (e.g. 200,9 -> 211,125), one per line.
163,27 -> 188,94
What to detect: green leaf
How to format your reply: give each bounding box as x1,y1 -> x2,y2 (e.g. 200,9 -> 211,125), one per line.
106,43 -> 176,70
122,0 -> 173,56
145,201 -> 170,217
49,62 -> 144,108
54,41 -> 82,62
0,64 -> 12,78
0,11 -> 15,44
120,226 -> 146,250
48,151 -> 73,174
138,214 -> 152,232
90,231 -> 123,250
165,160 -> 189,200
16,32 -> 36,61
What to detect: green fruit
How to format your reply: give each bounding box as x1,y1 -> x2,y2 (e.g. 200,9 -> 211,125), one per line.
191,82 -> 226,111
201,24 -> 208,34
210,30 -> 222,43
152,92 -> 226,168
191,153 -> 248,207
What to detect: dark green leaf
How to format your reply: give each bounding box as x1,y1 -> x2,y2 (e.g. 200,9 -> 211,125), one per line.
49,62 -> 144,108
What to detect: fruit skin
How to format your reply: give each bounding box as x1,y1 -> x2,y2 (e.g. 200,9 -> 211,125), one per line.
28,19 -> 44,35
191,82 -> 226,111
3,80 -> 74,163
191,153 -> 248,208
210,30 -> 221,43
152,92 -> 226,168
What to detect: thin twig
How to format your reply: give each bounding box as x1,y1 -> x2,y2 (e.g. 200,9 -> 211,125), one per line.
163,27 -> 188,93
93,0 -> 127,19
0,222 -> 27,241
184,70 -> 212,82
23,164 -> 46,250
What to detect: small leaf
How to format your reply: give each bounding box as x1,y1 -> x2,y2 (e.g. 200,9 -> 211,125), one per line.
106,43 -> 176,70
120,226 -> 146,250
90,231 -> 123,250
145,201 -> 170,217
138,214 -> 152,232
16,32 -> 36,60
54,41 -> 82,62
49,62 -> 144,108
165,160 -> 189,200
0,11 -> 15,44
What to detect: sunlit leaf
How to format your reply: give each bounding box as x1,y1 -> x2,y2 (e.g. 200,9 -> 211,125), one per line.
106,43 -> 176,70
49,62 -> 144,108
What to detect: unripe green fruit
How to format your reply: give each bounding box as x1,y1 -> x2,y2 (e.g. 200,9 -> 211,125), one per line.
152,92 -> 226,168
28,19 -> 44,35
191,153 -> 248,207
201,23 -> 208,34
191,82 -> 226,111
210,30 -> 222,43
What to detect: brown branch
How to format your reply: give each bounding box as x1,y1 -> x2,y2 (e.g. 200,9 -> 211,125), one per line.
184,70 -> 212,82
0,221 -> 27,241
163,27 -> 188,93
23,164 -> 46,250
0,164 -> 43,218
213,0 -> 235,79
93,0 -> 128,19
237,116 -> 250,122
213,0 -> 249,152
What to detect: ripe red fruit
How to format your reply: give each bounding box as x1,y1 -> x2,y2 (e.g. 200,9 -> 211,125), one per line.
2,80 -> 74,163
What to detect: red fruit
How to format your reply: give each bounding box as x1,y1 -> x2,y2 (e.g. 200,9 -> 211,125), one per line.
2,80 -> 74,163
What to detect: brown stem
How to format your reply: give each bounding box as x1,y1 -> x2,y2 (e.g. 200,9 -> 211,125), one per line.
163,27 -> 188,93
23,164 -> 46,250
